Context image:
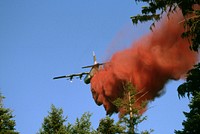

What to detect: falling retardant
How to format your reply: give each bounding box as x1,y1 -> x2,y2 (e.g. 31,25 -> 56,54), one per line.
91,11 -> 198,115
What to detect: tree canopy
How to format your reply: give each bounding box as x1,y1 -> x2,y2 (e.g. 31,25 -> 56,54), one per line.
38,104 -> 70,134
70,112 -> 95,134
175,63 -> 200,133
38,105 -> 96,134
114,82 -> 153,134
131,0 -> 200,51
0,93 -> 19,134
97,116 -> 125,134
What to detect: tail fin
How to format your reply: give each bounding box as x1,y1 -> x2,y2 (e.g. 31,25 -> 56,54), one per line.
93,51 -> 97,64
82,51 -> 99,68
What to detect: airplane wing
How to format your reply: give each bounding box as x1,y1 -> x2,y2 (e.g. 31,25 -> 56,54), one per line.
53,72 -> 89,80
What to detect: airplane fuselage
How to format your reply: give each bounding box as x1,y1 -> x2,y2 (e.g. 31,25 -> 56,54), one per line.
84,65 -> 99,84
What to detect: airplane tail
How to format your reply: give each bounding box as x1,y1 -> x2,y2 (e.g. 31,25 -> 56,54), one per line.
93,51 -> 97,64
82,51 -> 104,68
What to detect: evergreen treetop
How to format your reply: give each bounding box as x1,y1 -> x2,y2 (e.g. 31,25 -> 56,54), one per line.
0,93 -> 19,134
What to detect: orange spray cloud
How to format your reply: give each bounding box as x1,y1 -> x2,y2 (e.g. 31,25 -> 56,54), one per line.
91,11 -> 198,115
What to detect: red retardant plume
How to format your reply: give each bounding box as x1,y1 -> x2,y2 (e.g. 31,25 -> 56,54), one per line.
90,12 -> 198,115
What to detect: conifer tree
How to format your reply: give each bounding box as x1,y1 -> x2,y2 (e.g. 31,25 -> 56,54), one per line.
38,104 -> 71,134
97,116 -> 125,134
131,0 -> 200,51
114,82 -> 153,134
38,105 -> 96,134
175,63 -> 200,134
70,112 -> 94,134
0,93 -> 19,134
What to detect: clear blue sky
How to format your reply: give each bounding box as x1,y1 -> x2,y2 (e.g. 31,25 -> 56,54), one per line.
0,1 -> 189,133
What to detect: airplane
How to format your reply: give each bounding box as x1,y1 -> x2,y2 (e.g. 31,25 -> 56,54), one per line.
53,52 -> 106,84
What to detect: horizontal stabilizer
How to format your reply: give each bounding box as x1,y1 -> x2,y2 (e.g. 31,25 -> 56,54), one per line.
82,63 -> 105,69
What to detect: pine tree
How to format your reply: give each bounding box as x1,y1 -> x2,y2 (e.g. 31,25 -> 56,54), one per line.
0,93 -> 19,134
38,105 -> 96,134
131,0 -> 200,51
38,104 -> 71,134
114,82 -> 153,134
71,112 -> 96,134
97,116 -> 125,134
175,63 -> 200,134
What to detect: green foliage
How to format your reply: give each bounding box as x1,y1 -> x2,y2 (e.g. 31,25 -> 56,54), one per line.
175,93 -> 200,133
38,105 -> 96,134
97,116 -> 125,134
131,1 -> 176,29
182,10 -> 200,51
141,129 -> 154,134
177,63 -> 200,98
131,0 -> 200,51
114,82 -> 152,134
0,93 -> 19,134
71,112 -> 95,134
38,104 -> 70,134
175,63 -> 200,134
